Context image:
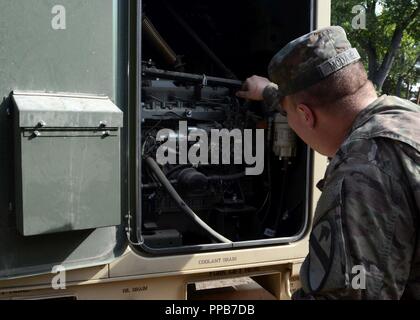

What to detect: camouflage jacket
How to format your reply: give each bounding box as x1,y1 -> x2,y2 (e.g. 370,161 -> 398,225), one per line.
294,95 -> 420,300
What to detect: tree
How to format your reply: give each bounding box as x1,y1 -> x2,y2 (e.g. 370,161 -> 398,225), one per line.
332,0 -> 420,97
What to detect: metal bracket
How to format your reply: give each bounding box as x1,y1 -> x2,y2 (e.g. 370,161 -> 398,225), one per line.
202,74 -> 208,87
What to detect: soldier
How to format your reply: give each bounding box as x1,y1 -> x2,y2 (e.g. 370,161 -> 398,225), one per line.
237,26 -> 420,299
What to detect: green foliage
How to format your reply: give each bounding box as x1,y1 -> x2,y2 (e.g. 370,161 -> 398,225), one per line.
332,0 -> 419,98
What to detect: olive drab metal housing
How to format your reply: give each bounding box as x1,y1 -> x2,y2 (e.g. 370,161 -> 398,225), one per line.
0,0 -> 126,280
13,92 -> 123,236
0,0 -> 331,300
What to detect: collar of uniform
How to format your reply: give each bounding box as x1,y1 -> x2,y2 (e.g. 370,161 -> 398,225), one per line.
348,95 -> 388,135
317,95 -> 388,190
316,179 -> 326,192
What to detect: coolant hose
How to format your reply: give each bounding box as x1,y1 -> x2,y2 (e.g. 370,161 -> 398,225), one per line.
145,157 -> 232,244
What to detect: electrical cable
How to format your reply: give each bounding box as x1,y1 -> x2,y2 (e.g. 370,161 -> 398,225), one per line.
145,157 -> 232,243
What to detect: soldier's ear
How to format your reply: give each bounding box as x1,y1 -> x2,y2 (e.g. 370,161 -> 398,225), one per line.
296,103 -> 315,129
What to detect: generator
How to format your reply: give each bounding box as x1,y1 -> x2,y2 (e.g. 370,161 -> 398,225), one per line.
0,0 -> 330,300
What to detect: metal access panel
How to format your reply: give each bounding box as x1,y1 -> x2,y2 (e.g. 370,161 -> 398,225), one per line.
0,0 -> 118,97
13,92 -> 123,236
0,0 -> 128,280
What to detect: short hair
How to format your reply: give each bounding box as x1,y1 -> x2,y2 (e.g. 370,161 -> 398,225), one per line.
291,61 -> 373,110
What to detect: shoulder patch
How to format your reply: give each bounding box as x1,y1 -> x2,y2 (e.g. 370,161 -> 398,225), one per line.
309,219 -> 334,291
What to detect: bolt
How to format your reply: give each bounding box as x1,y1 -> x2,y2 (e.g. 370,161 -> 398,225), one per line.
99,121 -> 107,128
185,110 -> 193,118
33,131 -> 41,137
102,130 -> 111,138
37,120 -> 46,128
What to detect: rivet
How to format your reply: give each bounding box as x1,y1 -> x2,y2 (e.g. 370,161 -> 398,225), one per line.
102,130 -> 111,138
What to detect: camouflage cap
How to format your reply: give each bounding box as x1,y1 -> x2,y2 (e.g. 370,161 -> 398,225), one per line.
268,26 -> 361,97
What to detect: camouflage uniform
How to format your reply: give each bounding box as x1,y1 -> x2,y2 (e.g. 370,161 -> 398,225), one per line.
294,95 -> 420,300
264,26 -> 420,299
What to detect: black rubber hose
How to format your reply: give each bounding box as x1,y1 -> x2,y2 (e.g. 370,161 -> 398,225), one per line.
165,164 -> 192,178
145,157 -> 232,243
207,172 -> 245,181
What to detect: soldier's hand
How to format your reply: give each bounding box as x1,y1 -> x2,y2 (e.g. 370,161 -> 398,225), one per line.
236,75 -> 272,101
